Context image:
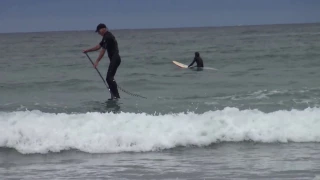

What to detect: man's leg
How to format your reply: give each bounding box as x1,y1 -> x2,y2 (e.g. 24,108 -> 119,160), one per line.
106,56 -> 121,99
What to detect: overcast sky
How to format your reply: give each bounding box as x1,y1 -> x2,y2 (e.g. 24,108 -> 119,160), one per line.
1,0 -> 320,33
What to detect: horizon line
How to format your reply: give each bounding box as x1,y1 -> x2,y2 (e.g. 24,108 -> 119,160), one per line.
1,21 -> 319,35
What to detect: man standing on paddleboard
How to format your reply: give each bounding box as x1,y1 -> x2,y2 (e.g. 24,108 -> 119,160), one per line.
83,23 -> 121,100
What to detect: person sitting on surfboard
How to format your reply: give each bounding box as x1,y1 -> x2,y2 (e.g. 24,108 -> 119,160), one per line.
188,52 -> 204,68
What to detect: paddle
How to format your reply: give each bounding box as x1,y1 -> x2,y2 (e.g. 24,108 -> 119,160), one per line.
84,52 -> 148,99
84,53 -> 115,97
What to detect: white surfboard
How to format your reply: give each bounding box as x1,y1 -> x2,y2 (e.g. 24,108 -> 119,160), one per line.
172,60 -> 218,70
172,61 -> 188,68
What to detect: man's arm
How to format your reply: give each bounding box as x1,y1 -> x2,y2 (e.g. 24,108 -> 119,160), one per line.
188,58 -> 196,67
83,44 -> 101,53
96,48 -> 106,63
93,48 -> 106,68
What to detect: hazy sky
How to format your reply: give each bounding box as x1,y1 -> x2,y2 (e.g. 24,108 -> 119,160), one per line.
1,0 -> 320,33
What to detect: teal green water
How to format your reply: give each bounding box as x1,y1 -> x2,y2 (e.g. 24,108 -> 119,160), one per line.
1,23 -> 320,179
1,23 -> 320,114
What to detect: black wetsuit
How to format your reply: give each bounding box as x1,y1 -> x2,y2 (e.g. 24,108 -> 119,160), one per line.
99,31 -> 121,98
188,56 -> 204,67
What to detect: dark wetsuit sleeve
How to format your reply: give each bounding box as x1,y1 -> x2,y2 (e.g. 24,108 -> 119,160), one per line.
99,37 -> 107,49
189,58 -> 196,67
100,34 -> 116,50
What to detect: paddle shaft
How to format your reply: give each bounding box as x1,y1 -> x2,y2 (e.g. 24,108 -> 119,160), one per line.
84,53 -> 114,97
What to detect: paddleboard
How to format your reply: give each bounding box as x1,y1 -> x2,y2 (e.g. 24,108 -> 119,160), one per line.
172,60 -> 218,70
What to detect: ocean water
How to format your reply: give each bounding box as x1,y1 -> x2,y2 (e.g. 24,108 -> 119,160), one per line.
1,23 -> 320,179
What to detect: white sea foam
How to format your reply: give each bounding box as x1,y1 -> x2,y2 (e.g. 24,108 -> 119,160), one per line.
1,107 -> 320,154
